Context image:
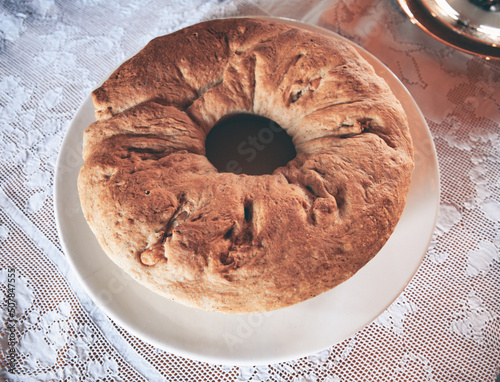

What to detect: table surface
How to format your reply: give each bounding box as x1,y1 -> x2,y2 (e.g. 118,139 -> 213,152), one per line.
0,0 -> 499,381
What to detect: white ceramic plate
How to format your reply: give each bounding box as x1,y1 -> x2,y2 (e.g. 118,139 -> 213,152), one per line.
55,17 -> 440,366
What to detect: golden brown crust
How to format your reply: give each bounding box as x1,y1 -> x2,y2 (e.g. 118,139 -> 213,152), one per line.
78,18 -> 414,313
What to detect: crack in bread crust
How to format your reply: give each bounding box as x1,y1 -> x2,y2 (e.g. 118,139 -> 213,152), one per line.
78,18 -> 414,313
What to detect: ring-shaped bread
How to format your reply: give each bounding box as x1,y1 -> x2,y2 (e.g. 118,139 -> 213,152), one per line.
78,18 -> 414,313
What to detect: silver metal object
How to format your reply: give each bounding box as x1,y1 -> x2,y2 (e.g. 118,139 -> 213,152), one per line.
398,0 -> 500,59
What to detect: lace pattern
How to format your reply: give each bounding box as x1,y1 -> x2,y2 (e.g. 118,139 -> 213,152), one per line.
1,0 -> 499,381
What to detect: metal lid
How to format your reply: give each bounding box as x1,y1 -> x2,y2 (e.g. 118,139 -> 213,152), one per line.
398,0 -> 500,59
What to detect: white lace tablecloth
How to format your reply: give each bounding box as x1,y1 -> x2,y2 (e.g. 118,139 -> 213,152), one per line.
1,0 -> 499,381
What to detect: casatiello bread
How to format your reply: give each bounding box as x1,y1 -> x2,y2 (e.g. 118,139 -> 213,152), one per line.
78,18 -> 414,313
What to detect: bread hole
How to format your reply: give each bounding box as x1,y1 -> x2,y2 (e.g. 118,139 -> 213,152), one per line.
244,200 -> 253,223
224,227 -> 234,240
310,211 -> 317,225
339,132 -> 358,138
164,206 -> 183,238
205,113 -> 296,175
191,214 -> 203,222
358,118 -> 372,130
291,90 -> 303,103
102,168 -> 117,179
220,253 -> 234,266
127,146 -> 167,161
339,118 -> 373,138
145,190 -> 150,195
334,187 -> 347,213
